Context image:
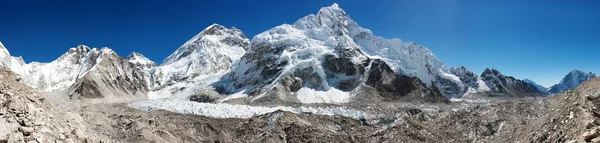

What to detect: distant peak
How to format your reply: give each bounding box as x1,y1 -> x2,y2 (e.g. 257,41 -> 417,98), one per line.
127,52 -> 147,59
205,23 -> 225,31
0,41 -> 10,56
331,3 -> 340,8
567,69 -> 596,76
317,3 -> 346,17
482,68 -> 502,75
569,69 -> 583,74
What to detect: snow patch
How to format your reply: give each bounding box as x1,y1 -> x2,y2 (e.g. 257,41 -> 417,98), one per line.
296,87 -> 351,104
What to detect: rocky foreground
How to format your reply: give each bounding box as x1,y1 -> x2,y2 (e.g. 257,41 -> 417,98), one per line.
1,66 -> 600,142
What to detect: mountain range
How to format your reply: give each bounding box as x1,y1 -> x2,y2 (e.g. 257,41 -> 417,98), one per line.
0,3 -> 592,103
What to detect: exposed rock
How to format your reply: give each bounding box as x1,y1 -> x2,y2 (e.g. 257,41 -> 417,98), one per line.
282,76 -> 303,92
189,89 -> 220,103
18,126 -> 34,136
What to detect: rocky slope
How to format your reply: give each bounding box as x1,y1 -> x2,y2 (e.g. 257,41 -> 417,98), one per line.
0,67 -> 95,142
0,44 -> 155,101
473,68 -> 542,97
66,47 -> 154,100
547,70 -> 596,95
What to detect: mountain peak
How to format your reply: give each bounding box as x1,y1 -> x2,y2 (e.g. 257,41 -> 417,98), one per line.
127,52 -> 144,59
0,41 -> 10,56
568,69 -> 595,76
127,52 -> 156,67
318,3 -> 344,15
163,23 -> 249,65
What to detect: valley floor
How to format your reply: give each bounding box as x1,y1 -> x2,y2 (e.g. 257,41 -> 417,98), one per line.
3,64 -> 598,143
41,93 -> 594,143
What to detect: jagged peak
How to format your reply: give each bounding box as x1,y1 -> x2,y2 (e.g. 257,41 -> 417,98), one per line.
0,41 -> 10,56
127,52 -> 156,66
318,3 -> 345,16
127,52 -> 144,59
205,23 -> 225,31
567,69 -> 595,76
482,68 -> 502,75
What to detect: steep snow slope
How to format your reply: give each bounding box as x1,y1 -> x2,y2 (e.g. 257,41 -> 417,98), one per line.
0,41 -> 27,74
150,24 -> 250,97
547,70 -> 596,95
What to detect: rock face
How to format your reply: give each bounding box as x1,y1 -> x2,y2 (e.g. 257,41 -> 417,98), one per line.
67,48 -> 153,99
478,68 -> 541,97
547,70 -> 596,95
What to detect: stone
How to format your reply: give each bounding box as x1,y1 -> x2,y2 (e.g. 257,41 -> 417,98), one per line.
583,128 -> 600,142
189,89 -> 220,103
18,126 -> 34,136
593,137 -> 600,143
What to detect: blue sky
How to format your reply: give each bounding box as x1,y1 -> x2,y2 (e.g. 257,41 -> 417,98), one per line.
0,0 -> 599,87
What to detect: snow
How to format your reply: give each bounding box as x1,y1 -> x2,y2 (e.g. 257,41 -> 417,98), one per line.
128,98 -> 366,120
476,78 -> 491,91
218,90 -> 249,102
296,87 -> 351,104
127,52 -> 156,66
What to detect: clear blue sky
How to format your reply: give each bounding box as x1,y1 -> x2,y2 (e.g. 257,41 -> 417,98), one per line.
1,0 -> 599,87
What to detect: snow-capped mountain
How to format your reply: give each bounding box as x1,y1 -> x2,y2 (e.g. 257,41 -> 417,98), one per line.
228,3 -> 447,103
476,68 -> 541,97
0,43 -> 154,99
0,3 -> 548,103
0,42 -> 27,72
127,52 -> 157,68
523,79 -> 548,95
148,24 -> 250,98
547,70 -> 596,95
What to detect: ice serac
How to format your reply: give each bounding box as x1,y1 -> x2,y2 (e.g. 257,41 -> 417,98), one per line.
474,68 -> 541,97
229,3 -> 447,103
547,70 -> 596,95
151,24 -> 250,97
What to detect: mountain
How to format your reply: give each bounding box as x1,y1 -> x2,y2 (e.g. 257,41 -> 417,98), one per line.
66,47 -> 155,99
0,43 -> 155,100
148,24 -> 250,98
474,68 -> 542,97
522,79 -> 549,95
0,3 -> 545,103
547,70 -> 596,95
228,3 -> 447,103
